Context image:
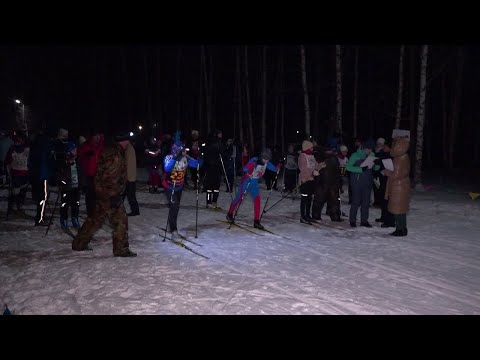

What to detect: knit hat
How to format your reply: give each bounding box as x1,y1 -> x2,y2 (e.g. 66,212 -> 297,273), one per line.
376,137 -> 385,146
340,145 -> 348,152
171,141 -> 185,156
302,140 -> 314,151
78,136 -> 87,145
260,148 -> 272,161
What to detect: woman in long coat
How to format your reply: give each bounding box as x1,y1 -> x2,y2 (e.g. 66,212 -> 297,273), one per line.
384,137 -> 410,236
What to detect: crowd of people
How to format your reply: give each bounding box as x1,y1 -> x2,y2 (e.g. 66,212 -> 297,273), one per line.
0,126 -> 412,258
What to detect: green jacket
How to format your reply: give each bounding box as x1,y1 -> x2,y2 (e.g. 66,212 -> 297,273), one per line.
346,148 -> 374,174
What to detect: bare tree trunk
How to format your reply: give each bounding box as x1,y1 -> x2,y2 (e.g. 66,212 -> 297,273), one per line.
299,45 -> 311,138
261,46 -> 267,149
414,45 -> 429,186
198,47 -> 203,136
280,50 -> 285,154
353,46 -> 359,137
121,49 -> 132,130
409,46 -> 417,166
176,47 -> 182,132
335,45 -> 343,134
368,63 -> 374,137
235,46 -> 244,143
313,92 -> 320,140
233,72 -> 237,139
273,50 -> 280,147
448,47 -> 465,170
441,73 -> 448,168
281,81 -> 285,154
156,49 -> 164,131
201,45 -> 211,134
208,46 -> 215,129
143,51 -> 152,131
244,46 -> 255,154
395,45 -> 405,129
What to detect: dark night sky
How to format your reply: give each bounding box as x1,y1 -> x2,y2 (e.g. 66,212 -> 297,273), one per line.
2,44 -> 480,169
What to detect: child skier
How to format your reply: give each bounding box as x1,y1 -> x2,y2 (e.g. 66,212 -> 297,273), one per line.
163,142 -> 202,240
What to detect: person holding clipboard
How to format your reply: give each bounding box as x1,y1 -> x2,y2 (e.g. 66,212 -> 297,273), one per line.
346,139 -> 376,228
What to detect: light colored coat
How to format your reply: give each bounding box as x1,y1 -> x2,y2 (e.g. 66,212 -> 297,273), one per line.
125,142 -> 137,182
385,137 -> 410,214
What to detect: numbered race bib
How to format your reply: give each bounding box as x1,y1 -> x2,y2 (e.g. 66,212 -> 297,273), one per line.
11,149 -> 29,171
71,165 -> 79,188
305,154 -> 316,169
252,164 -> 267,179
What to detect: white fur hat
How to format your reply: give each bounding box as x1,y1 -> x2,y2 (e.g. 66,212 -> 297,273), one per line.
376,137 -> 385,145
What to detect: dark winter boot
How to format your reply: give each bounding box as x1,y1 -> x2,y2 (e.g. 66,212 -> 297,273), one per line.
360,222 -> 372,228
390,228 -> 408,237
304,197 -> 314,222
127,211 -> 140,217
312,202 -> 323,221
71,217 -> 80,229
113,248 -> 137,257
381,223 -> 395,228
72,243 -> 93,251
226,212 -> 234,222
350,222 -> 357,228
60,218 -> 69,229
254,220 -> 265,230
300,196 -> 311,224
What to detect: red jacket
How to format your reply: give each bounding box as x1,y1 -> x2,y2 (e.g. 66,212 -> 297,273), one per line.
78,135 -> 104,177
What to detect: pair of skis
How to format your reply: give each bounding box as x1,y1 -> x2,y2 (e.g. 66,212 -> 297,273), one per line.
157,226 -> 209,259
217,219 -> 296,242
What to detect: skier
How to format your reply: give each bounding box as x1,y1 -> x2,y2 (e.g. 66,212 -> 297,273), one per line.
226,148 -> 281,230
57,142 -> 81,229
162,142 -> 202,240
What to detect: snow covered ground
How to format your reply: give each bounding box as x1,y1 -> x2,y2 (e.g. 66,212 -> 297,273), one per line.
1,171 -> 480,315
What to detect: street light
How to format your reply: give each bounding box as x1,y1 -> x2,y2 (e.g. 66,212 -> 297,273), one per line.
138,125 -> 143,131
14,99 -> 26,135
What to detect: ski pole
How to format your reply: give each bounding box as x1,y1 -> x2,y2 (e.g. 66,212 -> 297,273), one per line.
195,163 -> 200,239
163,179 -> 176,242
219,153 -> 234,202
260,168 -> 281,221
263,182 -> 303,214
44,187 -> 61,237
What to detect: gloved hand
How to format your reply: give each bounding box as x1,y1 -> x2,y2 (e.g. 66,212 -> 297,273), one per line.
110,195 -> 123,209
361,166 -> 368,172
355,159 -> 364,166
313,169 -> 320,177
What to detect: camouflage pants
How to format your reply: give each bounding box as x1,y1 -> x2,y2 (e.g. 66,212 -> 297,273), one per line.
72,199 -> 129,255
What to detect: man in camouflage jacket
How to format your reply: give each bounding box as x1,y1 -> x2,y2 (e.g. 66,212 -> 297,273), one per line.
72,131 -> 137,257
